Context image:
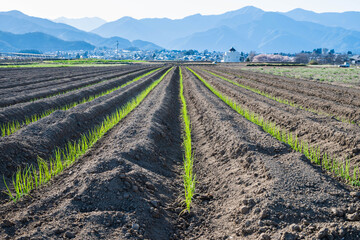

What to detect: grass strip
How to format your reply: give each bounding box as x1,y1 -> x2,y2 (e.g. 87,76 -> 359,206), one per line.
0,68 -> 161,137
4,67 -> 173,202
188,67 -> 360,187
206,69 -> 358,126
179,67 -> 196,213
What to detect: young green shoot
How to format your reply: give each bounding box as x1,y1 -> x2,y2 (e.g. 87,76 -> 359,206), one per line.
4,67 -> 173,202
188,67 -> 360,187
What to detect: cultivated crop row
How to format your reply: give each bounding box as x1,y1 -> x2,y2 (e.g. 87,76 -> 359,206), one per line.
179,67 -> 195,213
0,66 -> 115,89
0,68 -> 161,137
196,67 -> 360,162
0,67 -> 170,191
4,68 -> 173,201
0,66 -> 155,108
0,65 -> 360,239
203,69 -> 359,126
188,67 -> 360,187
206,66 -> 360,125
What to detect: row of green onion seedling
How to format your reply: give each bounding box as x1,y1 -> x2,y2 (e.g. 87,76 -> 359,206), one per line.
4,67 -> 172,202
2,68 -> 148,108
179,67 -> 196,213
188,67 -> 360,187
204,69 -> 358,126
0,68 -> 161,137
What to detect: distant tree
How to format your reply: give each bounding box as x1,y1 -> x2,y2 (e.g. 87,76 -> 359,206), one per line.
75,53 -> 81,59
348,51 -> 353,55
334,54 -> 347,64
329,49 -> 335,54
323,54 -> 335,64
313,48 -> 322,55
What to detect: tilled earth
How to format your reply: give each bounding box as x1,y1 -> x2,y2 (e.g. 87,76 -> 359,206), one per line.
0,65 -> 360,239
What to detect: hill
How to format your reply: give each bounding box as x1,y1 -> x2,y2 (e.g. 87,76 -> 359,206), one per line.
92,6 -> 360,52
0,31 -> 95,52
54,17 -> 107,32
283,8 -> 360,32
0,11 -> 162,50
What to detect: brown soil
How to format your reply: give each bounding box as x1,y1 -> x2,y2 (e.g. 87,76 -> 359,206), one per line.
1,65 -> 360,240
0,65 -> 157,108
0,66 -> 183,240
180,67 -> 360,239
0,68 -> 170,192
207,66 -> 360,124
0,67 -> 159,126
191,67 -> 360,168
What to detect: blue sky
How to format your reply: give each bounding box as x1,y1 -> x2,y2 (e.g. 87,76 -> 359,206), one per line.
1,0 -> 360,21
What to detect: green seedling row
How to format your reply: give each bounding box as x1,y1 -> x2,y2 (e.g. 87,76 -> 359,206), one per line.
4,67 -> 173,202
179,67 -> 196,213
0,68 -> 161,137
188,67 -> 360,187
1,68 -> 153,109
205,69 -> 358,127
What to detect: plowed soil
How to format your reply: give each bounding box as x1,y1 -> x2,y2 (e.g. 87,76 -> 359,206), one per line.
0,65 -> 155,107
1,65 -> 360,240
0,67 -> 159,126
207,65 -> 360,124
192,66 -> 360,169
0,67 -> 169,190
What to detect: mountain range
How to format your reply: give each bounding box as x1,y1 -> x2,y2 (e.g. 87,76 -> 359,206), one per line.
283,8 -> 360,32
0,31 -> 95,52
0,10 -> 162,52
54,17 -> 107,32
1,7 -> 360,53
92,6 -> 360,53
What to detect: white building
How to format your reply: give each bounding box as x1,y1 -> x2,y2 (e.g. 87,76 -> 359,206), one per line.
222,47 -> 241,62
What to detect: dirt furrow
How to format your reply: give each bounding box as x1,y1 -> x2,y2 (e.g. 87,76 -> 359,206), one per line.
0,66 -> 122,89
207,66 -> 360,123
0,67 -> 160,126
0,67 -> 171,192
0,66 -> 147,96
0,66 -> 159,107
181,67 -> 360,239
193,67 -> 360,167
0,67 -> 183,240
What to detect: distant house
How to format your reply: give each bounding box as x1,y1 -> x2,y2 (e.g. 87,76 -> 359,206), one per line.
350,55 -> 360,65
222,47 -> 241,62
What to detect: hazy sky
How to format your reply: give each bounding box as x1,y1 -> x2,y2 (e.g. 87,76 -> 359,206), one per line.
1,0 -> 360,21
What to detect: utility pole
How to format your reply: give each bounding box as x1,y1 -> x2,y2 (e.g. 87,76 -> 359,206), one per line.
116,41 -> 119,55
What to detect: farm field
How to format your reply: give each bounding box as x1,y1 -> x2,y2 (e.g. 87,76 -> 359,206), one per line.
0,64 -> 360,239
242,65 -> 360,86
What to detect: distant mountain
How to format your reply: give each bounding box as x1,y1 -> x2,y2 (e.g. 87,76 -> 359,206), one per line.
132,40 -> 163,51
173,12 -> 360,52
2,8 -> 360,53
0,31 -> 95,52
283,9 -> 360,32
54,17 -> 107,32
0,10 -> 162,50
92,6 -> 264,47
92,6 -> 360,52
